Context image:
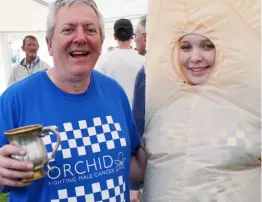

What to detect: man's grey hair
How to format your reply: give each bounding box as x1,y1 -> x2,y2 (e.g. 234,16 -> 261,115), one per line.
46,0 -> 105,43
138,15 -> 147,30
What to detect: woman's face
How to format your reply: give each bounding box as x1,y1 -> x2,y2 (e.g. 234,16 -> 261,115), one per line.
178,34 -> 216,85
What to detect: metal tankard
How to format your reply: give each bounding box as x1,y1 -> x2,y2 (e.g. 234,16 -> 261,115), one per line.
5,124 -> 61,182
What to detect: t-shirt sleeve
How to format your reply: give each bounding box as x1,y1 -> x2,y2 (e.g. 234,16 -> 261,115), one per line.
0,90 -> 21,193
120,89 -> 141,155
0,91 -> 19,148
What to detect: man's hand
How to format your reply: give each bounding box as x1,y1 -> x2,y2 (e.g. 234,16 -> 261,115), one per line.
0,144 -> 34,188
130,190 -> 141,202
130,147 -> 147,183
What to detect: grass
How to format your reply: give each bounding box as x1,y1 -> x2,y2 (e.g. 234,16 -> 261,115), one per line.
0,193 -> 8,202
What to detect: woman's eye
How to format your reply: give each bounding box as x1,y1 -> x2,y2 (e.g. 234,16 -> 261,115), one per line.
203,44 -> 215,50
181,45 -> 191,51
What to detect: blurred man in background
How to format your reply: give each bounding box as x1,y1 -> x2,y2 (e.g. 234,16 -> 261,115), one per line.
131,15 -> 147,202
96,18 -> 144,106
8,35 -> 50,86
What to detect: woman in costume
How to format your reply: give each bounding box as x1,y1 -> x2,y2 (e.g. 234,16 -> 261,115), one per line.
142,0 -> 261,201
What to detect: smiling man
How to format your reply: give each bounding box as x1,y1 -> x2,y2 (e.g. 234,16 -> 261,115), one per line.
0,1 -> 146,202
8,35 -> 51,86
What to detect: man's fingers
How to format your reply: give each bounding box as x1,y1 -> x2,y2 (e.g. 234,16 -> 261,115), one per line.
0,145 -> 34,188
0,145 -> 26,157
0,155 -> 33,171
0,145 -> 33,171
130,190 -> 141,202
0,176 -> 32,188
0,167 -> 34,179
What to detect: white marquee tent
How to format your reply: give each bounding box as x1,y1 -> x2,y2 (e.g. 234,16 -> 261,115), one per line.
0,0 -> 147,94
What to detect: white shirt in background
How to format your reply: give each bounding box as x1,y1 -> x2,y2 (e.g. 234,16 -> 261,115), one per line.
96,48 -> 145,107
8,57 -> 51,86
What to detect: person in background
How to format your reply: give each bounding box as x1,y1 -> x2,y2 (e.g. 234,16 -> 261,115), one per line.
130,15 -> 147,202
96,18 -> 144,106
8,35 -> 51,86
0,1 -> 147,201
133,15 -> 147,138
134,15 -> 147,57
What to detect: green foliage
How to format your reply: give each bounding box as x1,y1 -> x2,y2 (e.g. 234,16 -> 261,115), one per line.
0,193 -> 8,202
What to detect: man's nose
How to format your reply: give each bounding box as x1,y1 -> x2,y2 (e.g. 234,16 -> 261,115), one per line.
73,27 -> 88,44
29,45 -> 37,49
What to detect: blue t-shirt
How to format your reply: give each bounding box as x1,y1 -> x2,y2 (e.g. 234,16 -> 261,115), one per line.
0,70 -> 140,202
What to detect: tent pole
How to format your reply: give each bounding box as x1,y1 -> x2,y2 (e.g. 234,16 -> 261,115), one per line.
0,33 -> 12,94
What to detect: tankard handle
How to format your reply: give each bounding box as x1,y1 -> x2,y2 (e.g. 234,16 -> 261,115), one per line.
40,126 -> 61,170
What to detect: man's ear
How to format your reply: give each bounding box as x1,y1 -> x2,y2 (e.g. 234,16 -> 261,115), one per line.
144,33 -> 147,42
36,43 -> 40,51
46,37 -> 53,56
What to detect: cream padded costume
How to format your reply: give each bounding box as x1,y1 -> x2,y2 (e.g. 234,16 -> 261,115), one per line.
143,0 -> 261,201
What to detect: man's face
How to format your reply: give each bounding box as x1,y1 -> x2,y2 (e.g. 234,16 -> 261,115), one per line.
23,38 -> 39,59
134,24 -> 146,55
46,3 -> 102,78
